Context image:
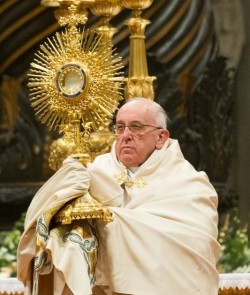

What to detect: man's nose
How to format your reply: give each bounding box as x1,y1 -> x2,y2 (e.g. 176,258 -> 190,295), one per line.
121,126 -> 133,137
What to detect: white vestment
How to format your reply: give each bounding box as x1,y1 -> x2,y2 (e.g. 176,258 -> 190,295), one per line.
17,138 -> 220,295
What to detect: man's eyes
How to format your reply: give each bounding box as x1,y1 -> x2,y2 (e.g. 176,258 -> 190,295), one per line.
130,124 -> 143,130
116,124 -> 125,130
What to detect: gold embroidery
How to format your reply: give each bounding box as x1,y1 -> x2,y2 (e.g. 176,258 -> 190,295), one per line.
115,172 -> 127,183
125,179 -> 134,187
132,177 -> 146,188
114,173 -> 146,188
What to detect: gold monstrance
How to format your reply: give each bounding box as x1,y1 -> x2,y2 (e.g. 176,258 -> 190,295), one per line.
28,3 -> 125,223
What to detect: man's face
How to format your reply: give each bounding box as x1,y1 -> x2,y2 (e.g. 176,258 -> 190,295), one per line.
115,101 -> 168,167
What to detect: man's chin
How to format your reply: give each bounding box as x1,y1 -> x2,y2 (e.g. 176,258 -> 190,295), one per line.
119,155 -> 137,167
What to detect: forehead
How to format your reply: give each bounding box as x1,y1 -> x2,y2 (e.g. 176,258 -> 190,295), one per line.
116,102 -> 154,122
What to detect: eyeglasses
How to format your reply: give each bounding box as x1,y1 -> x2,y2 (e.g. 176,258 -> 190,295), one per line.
114,122 -> 162,137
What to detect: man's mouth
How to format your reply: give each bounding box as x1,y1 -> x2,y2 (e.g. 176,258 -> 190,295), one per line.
121,146 -> 133,151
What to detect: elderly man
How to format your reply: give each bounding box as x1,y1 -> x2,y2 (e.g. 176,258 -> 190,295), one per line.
17,98 -> 220,295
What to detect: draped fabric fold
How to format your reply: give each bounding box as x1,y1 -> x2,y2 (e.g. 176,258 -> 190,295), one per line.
17,157 -> 94,295
17,139 -> 220,295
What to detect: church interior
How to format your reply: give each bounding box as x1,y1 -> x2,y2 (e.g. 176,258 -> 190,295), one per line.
0,0 -> 250,292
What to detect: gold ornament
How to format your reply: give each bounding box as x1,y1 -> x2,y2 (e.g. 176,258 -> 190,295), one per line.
114,172 -> 146,188
122,0 -> 156,100
55,192 -> 114,224
28,23 -> 124,132
29,4 -> 124,223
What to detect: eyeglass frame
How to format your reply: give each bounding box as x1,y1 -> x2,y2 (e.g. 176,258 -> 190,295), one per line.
114,122 -> 163,137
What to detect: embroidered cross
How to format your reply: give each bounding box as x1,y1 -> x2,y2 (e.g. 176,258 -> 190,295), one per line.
114,172 -> 146,188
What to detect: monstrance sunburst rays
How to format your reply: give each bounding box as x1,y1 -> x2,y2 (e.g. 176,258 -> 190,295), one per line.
27,5 -> 124,223
28,27 -> 124,132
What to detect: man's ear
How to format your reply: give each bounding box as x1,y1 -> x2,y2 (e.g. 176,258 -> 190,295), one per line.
156,129 -> 170,149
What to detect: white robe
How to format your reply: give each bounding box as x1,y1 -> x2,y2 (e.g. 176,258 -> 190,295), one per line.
17,138 -> 220,295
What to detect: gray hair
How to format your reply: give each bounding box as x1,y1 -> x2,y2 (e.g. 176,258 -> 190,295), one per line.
124,97 -> 168,129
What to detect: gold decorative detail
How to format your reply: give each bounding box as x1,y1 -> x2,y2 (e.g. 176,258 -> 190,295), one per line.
91,0 -> 122,19
28,27 -> 124,132
28,2 -> 124,166
57,4 -> 89,27
41,0 -> 60,6
89,123 -> 116,159
41,0 -> 95,7
127,177 -> 146,188
125,77 -> 155,100
29,4 -> 124,223
90,0 -> 122,38
114,172 -> 127,183
48,120 -> 93,170
218,288 -> 250,294
122,0 -> 153,12
48,122 -> 116,170
122,0 -> 156,100
55,192 -> 114,224
48,133 -> 75,171
114,172 -> 146,188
